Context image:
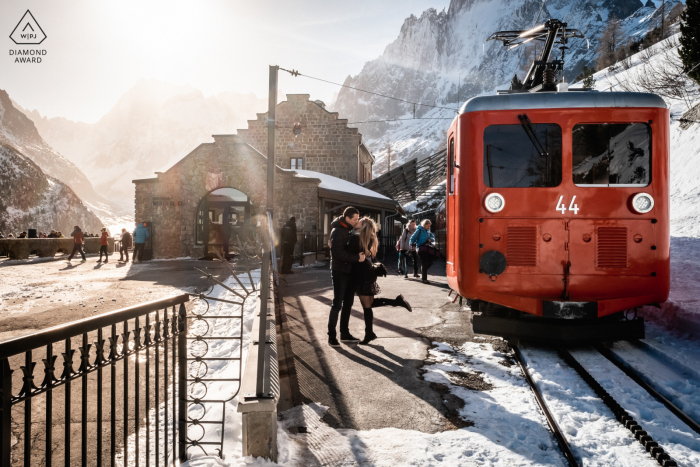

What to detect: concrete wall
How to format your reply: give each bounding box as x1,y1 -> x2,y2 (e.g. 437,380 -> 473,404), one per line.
0,238 -> 115,260
238,95 -> 371,183
134,135 -> 320,259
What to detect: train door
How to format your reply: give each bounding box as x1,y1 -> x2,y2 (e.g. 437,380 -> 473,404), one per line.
447,135 -> 456,273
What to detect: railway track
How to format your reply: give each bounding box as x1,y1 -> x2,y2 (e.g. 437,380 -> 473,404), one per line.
512,344 -> 691,467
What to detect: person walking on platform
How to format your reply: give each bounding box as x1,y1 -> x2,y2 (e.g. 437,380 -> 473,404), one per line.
327,206 -> 363,347
281,216 -> 297,274
67,225 -> 86,262
349,217 -> 412,345
411,219 -> 436,284
132,222 -> 149,263
119,228 -> 132,262
97,228 -> 110,263
397,219 -> 418,278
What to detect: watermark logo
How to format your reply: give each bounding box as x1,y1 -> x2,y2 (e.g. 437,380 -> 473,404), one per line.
10,10 -> 46,45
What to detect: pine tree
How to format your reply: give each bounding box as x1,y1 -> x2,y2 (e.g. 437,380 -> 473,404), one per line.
679,0 -> 700,85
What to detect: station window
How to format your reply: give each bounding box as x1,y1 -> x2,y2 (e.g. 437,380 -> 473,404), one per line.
290,157 -> 303,170
572,123 -> 651,186
448,137 -> 455,194
483,123 -> 562,188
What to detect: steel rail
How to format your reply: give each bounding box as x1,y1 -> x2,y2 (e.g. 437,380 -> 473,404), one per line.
512,345 -> 580,467
558,348 -> 678,467
597,345 -> 700,436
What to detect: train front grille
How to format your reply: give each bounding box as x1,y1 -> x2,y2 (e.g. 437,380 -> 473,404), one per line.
596,227 -> 628,268
507,226 -> 537,267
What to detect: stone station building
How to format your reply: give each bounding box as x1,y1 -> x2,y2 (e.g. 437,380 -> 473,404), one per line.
133,95 -> 397,259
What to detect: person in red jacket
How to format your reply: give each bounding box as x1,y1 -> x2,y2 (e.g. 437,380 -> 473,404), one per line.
67,226 -> 86,262
97,228 -> 110,263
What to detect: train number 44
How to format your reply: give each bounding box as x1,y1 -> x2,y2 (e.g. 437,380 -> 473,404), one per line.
556,195 -> 579,215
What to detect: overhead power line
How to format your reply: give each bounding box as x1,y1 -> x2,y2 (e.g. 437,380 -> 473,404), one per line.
279,67 -> 459,113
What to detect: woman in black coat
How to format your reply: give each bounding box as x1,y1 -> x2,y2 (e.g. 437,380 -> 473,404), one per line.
347,217 -> 412,344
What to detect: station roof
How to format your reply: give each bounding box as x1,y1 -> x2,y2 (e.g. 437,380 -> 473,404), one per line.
361,149 -> 447,206
460,91 -> 666,114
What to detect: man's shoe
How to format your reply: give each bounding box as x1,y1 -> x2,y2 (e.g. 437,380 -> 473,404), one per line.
396,294 -> 412,312
81,260 -> 87,263
340,333 -> 360,343
404,274 -> 408,278
413,273 -> 419,278
328,337 -> 341,347
359,332 -> 378,345
421,279 -> 429,284
97,259 -> 102,263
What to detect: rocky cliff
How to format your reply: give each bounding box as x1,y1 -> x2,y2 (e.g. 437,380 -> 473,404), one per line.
0,142 -> 103,236
0,89 -> 123,219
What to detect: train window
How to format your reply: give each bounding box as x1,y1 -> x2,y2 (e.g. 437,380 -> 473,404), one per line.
572,123 -> 651,186
449,137 -> 455,194
483,124 -> 562,187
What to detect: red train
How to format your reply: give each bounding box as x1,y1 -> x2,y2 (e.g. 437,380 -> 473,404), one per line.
444,20 -> 670,342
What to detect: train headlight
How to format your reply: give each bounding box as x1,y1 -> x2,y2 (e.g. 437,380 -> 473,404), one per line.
484,193 -> 505,213
632,193 -> 654,214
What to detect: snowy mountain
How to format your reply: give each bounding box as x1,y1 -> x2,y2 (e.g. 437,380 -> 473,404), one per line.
18,79 -> 267,210
0,142 -> 103,235
0,89 -> 125,223
331,0 -> 684,172
579,32 -> 700,237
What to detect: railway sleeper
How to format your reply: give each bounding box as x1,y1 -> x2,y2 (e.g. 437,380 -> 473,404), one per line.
557,349 -> 678,467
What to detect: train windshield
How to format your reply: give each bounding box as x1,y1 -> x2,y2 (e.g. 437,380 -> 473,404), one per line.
572,123 -> 651,186
483,123 -> 562,187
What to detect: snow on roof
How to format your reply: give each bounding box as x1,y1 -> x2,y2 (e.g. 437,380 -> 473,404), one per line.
287,169 -> 392,201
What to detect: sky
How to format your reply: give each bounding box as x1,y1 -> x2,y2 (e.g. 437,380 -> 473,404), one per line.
1,0 -> 450,123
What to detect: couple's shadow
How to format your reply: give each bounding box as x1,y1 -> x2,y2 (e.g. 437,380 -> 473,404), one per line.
336,343 -> 406,374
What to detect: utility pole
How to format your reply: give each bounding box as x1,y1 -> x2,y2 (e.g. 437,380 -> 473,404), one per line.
255,64 -> 278,399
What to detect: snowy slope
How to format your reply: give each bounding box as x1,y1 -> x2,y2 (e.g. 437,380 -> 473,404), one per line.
570,33 -> 700,237
18,79 -> 268,210
331,0 -> 684,172
0,89 -> 123,220
0,143 -> 103,235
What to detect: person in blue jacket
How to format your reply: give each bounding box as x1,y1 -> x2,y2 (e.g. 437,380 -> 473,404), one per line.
132,222 -> 150,263
410,219 -> 435,283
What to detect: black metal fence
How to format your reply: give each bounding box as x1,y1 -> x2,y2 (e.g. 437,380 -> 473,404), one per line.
0,294 -> 190,466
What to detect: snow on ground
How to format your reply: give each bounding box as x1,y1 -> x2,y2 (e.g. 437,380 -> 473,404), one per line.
193,339 -> 571,467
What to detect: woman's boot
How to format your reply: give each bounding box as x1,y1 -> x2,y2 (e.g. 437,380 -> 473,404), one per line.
371,294 -> 412,312
360,308 -> 377,345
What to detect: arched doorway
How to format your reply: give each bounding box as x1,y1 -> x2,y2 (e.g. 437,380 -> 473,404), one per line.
195,188 -> 251,258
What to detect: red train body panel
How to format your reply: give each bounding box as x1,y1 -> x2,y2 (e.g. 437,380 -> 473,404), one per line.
445,92 -> 670,320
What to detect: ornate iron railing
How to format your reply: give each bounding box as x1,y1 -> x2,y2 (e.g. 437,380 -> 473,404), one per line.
184,244 -> 257,458
0,294 -> 189,466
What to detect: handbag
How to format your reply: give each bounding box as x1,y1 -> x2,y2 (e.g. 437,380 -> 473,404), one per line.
418,243 -> 441,259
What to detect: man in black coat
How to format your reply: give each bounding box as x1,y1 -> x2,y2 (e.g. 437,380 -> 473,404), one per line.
281,216 -> 297,274
327,206 -> 364,347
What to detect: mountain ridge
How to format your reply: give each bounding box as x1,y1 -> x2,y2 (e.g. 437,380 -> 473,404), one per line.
331,0 -> 683,172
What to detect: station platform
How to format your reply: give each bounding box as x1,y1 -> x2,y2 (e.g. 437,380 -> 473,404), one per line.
275,259 -> 473,433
